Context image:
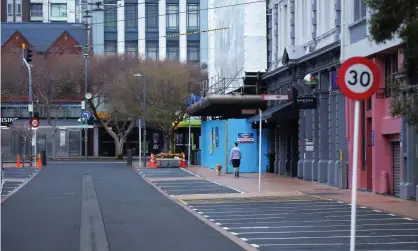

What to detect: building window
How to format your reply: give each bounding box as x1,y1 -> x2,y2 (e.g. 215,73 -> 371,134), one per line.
50,3 -> 67,17
104,5 -> 117,29
354,0 -> 366,21
146,4 -> 158,29
166,4 -> 179,30
7,3 -> 13,16
104,41 -> 117,55
125,41 -> 138,56
125,3 -> 138,29
15,3 -> 22,16
384,53 -> 398,97
146,41 -> 159,60
187,41 -> 199,62
187,4 -> 199,30
30,4 -> 43,18
166,41 -> 179,60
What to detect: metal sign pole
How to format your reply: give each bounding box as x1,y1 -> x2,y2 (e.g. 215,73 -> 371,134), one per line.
188,115 -> 191,166
350,100 -> 360,251
139,120 -> 142,167
258,108 -> 262,193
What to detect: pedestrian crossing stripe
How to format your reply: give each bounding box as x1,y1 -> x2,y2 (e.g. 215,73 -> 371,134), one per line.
164,27 -> 229,38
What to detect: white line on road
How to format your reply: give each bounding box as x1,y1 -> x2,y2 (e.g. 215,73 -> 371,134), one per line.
180,168 -> 201,177
250,244 -> 259,248
231,232 -> 238,235
240,238 -> 248,241
227,222 -> 418,230
205,179 -> 245,193
258,242 -> 418,247
219,218 -> 409,225
203,215 -> 209,217
232,228 -> 418,235
222,227 -> 230,230
373,209 -> 381,212
194,206 -> 355,214
404,218 -> 414,220
216,222 -> 222,225
246,234 -> 418,241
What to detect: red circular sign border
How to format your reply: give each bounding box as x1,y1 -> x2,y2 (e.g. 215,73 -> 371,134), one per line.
30,118 -> 40,128
337,57 -> 381,101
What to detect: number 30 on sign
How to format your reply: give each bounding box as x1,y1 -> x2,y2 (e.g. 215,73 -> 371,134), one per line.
337,57 -> 380,101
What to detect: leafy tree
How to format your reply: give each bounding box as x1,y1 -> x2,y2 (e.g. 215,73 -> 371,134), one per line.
365,0 -> 418,126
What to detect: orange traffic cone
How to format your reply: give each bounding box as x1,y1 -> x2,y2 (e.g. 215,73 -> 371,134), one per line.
36,153 -> 42,169
149,153 -> 156,168
180,153 -> 187,168
16,155 -> 21,168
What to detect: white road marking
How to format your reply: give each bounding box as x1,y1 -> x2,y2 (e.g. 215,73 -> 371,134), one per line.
204,215 -> 209,217
251,244 -> 259,248
206,179 -> 245,193
360,206 -> 367,209
404,218 -> 413,221
389,214 -> 395,216
373,209 -> 381,212
219,217 -> 407,225
222,227 -> 230,230
216,222 -> 222,225
198,212 -> 203,214
337,201 -> 344,203
231,232 -> 238,235
246,234 -> 418,241
227,222 -> 418,230
240,238 -> 248,241
233,228 -> 418,235
180,168 -> 201,177
258,242 -> 418,247
210,219 -> 215,221
194,206 -> 360,214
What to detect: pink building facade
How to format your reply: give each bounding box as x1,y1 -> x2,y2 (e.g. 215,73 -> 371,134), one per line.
346,48 -> 403,196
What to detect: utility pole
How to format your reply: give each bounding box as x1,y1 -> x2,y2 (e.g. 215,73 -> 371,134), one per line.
22,44 -> 34,164
82,10 -> 92,160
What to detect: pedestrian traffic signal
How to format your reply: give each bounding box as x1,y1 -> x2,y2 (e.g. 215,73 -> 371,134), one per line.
26,48 -> 34,63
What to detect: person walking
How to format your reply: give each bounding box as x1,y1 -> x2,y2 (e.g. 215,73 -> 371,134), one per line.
230,142 -> 242,178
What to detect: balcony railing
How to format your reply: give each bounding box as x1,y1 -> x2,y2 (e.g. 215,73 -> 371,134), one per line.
30,10 -> 43,20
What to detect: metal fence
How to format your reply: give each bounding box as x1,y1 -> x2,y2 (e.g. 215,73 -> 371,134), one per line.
1,127 -> 82,161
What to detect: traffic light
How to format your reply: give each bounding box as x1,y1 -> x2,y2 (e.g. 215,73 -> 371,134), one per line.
26,48 -> 34,63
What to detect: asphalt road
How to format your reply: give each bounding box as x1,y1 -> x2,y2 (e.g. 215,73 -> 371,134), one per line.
137,167 -> 242,195
1,162 -> 245,251
2,167 -> 38,196
183,196 -> 418,251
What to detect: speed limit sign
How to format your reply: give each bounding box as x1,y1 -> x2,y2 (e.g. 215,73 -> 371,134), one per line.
337,57 -> 380,100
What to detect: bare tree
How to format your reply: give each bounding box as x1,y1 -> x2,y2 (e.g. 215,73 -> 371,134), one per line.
11,125 -> 32,167
86,55 -> 140,159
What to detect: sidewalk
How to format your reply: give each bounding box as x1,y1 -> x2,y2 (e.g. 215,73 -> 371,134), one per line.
186,165 -> 418,219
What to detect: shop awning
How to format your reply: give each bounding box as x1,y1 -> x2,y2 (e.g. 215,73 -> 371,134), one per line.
247,101 -> 298,123
186,94 -> 267,118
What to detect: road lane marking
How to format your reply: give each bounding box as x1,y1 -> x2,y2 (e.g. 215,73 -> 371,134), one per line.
232,228 -> 418,235
218,218 -> 409,225
227,222 -> 418,230
205,179 -> 245,193
240,238 -> 248,241
250,244 -> 259,248
245,234 -> 418,241
79,175 -> 109,251
180,168 -> 201,177
258,242 -> 418,247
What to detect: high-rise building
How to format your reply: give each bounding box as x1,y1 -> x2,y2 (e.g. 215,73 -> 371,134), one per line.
91,0 -> 207,67
1,0 -> 86,23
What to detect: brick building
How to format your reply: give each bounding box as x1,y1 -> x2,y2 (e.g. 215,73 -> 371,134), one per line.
1,22 -> 89,160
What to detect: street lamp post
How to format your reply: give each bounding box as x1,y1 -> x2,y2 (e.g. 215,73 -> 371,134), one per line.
83,47 -> 89,160
134,73 -> 147,168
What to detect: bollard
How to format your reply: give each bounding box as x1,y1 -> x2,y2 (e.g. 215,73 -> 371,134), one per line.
127,149 -> 132,166
40,150 -> 47,165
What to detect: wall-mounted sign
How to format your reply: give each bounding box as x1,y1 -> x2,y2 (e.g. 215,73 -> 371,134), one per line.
371,130 -> 375,147
1,117 -> 19,127
296,96 -> 317,109
238,133 -> 254,143
305,138 -> 314,151
241,109 -> 257,115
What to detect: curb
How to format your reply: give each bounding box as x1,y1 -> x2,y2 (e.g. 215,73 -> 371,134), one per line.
1,168 -> 42,204
134,169 -> 260,251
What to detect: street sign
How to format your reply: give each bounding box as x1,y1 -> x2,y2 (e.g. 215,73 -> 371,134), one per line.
29,117 -> 40,128
261,94 -> 289,101
82,111 -> 91,119
295,96 -> 317,109
337,57 -> 380,101
337,57 -> 380,251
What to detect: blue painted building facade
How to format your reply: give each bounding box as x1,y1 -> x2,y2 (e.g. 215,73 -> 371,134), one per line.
200,119 -> 269,173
